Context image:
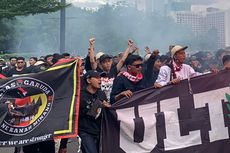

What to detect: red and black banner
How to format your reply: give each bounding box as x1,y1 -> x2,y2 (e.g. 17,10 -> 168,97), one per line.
102,70 -> 230,153
0,60 -> 80,147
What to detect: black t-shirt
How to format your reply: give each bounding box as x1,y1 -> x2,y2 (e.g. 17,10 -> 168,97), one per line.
86,63 -> 119,102
110,75 -> 145,104
100,65 -> 118,102
78,88 -> 107,135
6,67 -> 32,77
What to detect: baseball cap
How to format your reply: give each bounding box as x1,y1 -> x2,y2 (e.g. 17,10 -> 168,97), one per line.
99,54 -> 112,63
84,70 -> 106,79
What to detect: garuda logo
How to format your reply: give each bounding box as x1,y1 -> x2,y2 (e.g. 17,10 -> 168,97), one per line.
0,77 -> 54,136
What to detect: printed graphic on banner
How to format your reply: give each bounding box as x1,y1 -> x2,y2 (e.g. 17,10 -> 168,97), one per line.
0,78 -> 54,136
0,60 -> 80,147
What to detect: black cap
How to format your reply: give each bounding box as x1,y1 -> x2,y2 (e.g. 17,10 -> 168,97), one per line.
99,54 -> 112,63
84,70 -> 106,80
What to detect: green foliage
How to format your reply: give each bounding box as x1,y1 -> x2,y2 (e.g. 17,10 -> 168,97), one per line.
0,0 -> 69,18
0,0 -> 69,51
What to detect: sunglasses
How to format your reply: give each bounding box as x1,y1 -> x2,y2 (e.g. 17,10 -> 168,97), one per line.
131,64 -> 143,68
17,62 -> 24,64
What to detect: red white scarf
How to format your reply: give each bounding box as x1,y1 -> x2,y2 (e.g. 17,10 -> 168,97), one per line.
120,71 -> 143,83
173,62 -> 183,72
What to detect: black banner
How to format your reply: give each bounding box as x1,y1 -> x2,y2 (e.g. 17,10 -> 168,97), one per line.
0,60 -> 80,147
102,70 -> 230,153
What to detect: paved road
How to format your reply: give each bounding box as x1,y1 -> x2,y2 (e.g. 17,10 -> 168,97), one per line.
0,138 -> 80,153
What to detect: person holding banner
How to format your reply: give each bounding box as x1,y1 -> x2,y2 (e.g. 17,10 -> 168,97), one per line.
222,54 -> 230,70
110,54 -> 145,104
79,70 -> 111,153
155,45 -> 200,87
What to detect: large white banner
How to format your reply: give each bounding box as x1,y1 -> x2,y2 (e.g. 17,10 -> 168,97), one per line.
102,70 -> 230,153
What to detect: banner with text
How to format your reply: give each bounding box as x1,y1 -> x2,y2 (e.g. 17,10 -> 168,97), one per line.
0,60 -> 80,147
102,70 -> 230,153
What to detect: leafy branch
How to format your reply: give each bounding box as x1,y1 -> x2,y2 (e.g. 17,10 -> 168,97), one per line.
0,0 -> 70,19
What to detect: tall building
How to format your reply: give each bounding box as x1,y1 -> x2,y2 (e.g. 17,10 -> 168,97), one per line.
175,11 -> 203,35
205,8 -> 225,48
174,8 -> 228,48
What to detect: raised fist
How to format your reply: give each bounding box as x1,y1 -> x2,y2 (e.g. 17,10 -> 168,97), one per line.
128,39 -> 134,47
89,38 -> 95,46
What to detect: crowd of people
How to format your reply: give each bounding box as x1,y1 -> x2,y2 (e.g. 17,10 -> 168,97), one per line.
0,38 -> 230,153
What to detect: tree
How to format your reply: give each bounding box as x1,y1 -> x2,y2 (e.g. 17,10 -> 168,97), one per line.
0,0 -> 69,18
0,0 -> 69,51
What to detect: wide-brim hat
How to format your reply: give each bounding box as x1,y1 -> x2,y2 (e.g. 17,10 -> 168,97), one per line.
171,45 -> 188,57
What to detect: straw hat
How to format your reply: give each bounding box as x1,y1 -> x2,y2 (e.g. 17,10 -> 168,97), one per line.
171,45 -> 188,57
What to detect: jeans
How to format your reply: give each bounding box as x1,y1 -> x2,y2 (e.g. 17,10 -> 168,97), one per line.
79,131 -> 100,153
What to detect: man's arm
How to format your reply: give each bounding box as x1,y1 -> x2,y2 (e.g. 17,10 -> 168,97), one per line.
89,38 -> 97,70
116,39 -> 133,71
110,76 -> 133,104
110,76 -> 123,104
114,90 -> 133,102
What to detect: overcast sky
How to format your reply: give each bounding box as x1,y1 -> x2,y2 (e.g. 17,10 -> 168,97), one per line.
211,0 -> 230,9
67,0 -> 230,10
